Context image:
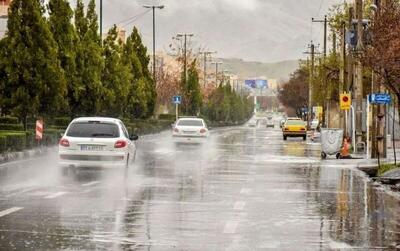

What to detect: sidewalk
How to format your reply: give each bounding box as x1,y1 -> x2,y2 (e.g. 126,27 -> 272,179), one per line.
0,147 -> 51,168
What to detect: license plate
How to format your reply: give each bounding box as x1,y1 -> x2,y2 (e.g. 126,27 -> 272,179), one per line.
183,131 -> 195,134
80,145 -> 104,151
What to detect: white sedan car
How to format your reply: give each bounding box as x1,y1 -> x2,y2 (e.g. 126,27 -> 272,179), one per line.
172,117 -> 209,143
59,117 -> 138,171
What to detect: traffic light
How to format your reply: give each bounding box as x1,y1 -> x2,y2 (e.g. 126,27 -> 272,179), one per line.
340,93 -> 351,110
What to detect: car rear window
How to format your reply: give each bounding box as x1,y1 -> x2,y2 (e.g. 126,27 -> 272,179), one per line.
285,120 -> 305,126
177,120 -> 204,127
66,122 -> 120,138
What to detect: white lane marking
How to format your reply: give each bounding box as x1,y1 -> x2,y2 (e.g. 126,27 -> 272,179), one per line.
81,181 -> 100,187
0,207 -> 23,218
45,192 -> 67,199
233,201 -> 246,211
223,221 -> 239,234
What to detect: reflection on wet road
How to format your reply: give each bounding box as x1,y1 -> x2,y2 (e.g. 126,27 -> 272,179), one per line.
0,126 -> 400,250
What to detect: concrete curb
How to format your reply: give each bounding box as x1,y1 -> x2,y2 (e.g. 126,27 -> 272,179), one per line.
0,147 -> 49,165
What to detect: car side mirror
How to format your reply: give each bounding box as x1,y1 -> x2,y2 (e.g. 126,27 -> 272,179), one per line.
130,134 -> 139,141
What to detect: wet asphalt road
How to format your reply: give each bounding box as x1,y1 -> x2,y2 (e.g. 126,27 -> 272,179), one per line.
0,124 -> 400,250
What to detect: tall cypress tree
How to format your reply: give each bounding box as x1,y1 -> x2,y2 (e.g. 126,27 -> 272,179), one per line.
186,60 -> 202,115
123,28 -> 148,119
130,27 -> 156,118
48,0 -> 77,116
5,0 -> 66,122
101,26 -> 132,116
74,0 -> 104,115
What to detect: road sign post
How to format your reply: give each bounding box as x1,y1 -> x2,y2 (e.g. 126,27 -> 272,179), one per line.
35,119 -> 43,146
340,92 -> 351,110
369,93 -> 391,105
172,96 -> 182,121
368,93 -> 391,160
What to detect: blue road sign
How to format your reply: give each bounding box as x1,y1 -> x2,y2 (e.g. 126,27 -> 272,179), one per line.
369,93 -> 391,105
245,80 -> 256,89
256,79 -> 268,89
172,95 -> 182,105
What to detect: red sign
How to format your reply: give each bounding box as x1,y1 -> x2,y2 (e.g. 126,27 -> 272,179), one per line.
36,120 -> 43,140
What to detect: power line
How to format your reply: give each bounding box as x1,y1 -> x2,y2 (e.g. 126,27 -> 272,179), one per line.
104,9 -> 151,30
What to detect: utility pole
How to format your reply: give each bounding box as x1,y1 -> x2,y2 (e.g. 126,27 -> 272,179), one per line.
303,42 -> 316,128
211,62 -> 223,87
199,51 -> 216,88
354,0 -> 364,151
374,0 -> 387,158
339,21 -> 347,131
312,15 -> 329,127
176,33 -> 194,90
143,5 -> 165,91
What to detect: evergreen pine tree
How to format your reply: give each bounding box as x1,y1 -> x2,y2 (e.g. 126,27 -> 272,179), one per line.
5,0 -> 66,122
186,60 -> 202,115
48,0 -> 78,116
130,27 -> 156,118
101,26 -> 132,116
74,0 -> 104,115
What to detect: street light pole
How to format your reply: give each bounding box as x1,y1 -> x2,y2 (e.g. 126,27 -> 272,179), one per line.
144,5 -> 165,90
312,15 -> 330,127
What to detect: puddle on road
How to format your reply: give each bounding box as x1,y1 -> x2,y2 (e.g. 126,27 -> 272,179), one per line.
2,127 -> 400,250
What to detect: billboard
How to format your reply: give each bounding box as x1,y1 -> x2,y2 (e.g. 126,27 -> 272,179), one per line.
245,79 -> 268,89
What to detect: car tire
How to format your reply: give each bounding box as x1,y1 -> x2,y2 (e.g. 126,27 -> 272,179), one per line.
303,136 -> 306,141
283,136 -> 287,140
321,152 -> 327,159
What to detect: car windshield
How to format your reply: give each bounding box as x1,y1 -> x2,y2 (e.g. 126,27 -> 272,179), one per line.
66,122 -> 120,138
177,120 -> 204,127
285,120 -> 305,126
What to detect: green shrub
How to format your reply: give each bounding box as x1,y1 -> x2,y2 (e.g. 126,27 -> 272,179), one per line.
48,125 -> 68,130
0,136 -> 6,153
53,117 -> 71,127
158,114 -> 176,121
378,163 -> 400,176
0,116 -> 19,124
0,133 -> 27,152
0,123 -> 24,131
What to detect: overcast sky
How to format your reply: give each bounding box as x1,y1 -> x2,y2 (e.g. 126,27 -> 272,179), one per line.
76,0 -> 343,62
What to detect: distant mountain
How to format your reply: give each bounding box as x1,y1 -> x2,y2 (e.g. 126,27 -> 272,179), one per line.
219,58 -> 299,81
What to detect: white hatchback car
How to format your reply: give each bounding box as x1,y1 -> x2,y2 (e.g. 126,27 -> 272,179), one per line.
59,117 -> 138,170
172,117 -> 209,143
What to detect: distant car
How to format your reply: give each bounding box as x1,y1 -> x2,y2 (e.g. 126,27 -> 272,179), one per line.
282,119 -> 307,141
58,117 -> 138,171
248,120 -> 257,127
172,117 -> 209,143
266,118 -> 274,128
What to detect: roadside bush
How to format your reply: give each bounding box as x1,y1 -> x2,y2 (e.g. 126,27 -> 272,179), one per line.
0,136 -> 6,152
53,117 -> 71,127
378,163 -> 400,176
158,114 -> 176,121
0,116 -> 19,124
0,123 -> 24,131
2,133 -> 26,152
